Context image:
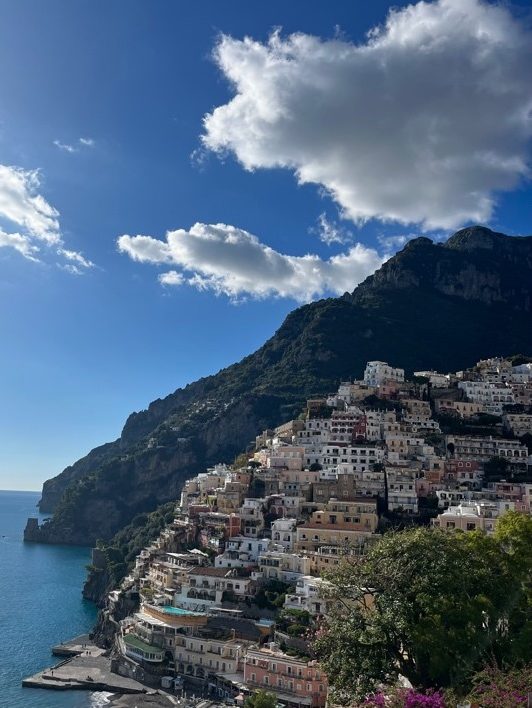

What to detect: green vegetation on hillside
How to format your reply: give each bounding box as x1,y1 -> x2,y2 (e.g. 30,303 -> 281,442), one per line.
84,501 -> 177,603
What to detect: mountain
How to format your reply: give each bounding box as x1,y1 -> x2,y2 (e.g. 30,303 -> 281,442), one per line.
26,226 -> 532,545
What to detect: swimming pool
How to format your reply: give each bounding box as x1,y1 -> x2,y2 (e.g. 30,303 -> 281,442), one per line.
160,605 -> 204,616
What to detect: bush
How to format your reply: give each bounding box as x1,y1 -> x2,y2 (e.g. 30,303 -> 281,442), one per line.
287,623 -> 307,637
467,664 -> 532,707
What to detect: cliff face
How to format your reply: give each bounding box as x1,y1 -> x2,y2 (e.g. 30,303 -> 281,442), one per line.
353,228 -> 532,311
30,226 -> 532,546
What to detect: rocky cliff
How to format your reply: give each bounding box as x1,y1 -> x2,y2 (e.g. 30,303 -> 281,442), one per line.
28,226 -> 532,546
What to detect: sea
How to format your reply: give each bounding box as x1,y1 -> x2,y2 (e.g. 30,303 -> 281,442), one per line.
0,490 -> 112,708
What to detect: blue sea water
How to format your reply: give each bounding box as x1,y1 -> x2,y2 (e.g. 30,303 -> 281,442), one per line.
0,490 -> 108,708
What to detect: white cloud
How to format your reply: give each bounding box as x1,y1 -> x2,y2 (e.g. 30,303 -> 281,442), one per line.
159,270 -> 185,287
313,213 -> 353,246
53,140 -> 78,153
58,263 -> 84,276
118,222 -> 383,302
53,137 -> 95,153
0,163 -> 95,272
0,228 -> 39,261
377,234 -> 412,252
377,230 -> 448,253
381,234 -> 409,248
57,247 -> 95,269
0,165 -> 60,244
202,0 -> 532,231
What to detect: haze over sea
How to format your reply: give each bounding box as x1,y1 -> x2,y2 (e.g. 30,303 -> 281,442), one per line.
0,490 -> 109,708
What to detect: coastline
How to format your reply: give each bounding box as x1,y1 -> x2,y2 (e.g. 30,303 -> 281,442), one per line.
21,635 -> 192,706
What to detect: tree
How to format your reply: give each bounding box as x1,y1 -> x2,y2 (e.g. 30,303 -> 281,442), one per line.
519,433 -> 532,454
492,512 -> 532,664
244,690 -> 278,708
484,456 -> 510,482
234,451 -> 251,468
314,524 -> 531,703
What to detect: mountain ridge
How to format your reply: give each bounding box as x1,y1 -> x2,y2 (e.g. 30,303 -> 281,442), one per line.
28,225 -> 532,545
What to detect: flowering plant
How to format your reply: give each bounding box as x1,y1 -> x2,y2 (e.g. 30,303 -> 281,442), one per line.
467,664 -> 531,707
363,688 -> 446,707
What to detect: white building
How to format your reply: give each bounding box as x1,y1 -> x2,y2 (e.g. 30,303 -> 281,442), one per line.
284,576 -> 331,616
503,413 -> 532,438
414,370 -> 450,387
173,567 -> 254,612
271,517 -> 297,551
364,361 -> 405,388
432,500 -> 512,535
446,435 -> 528,464
458,381 -> 514,415
364,410 -> 398,441
510,363 -> 532,383
320,443 -> 385,472
215,536 -> 272,569
386,467 -> 418,513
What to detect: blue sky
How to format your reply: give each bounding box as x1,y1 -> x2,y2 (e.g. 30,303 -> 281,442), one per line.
0,0 -> 531,490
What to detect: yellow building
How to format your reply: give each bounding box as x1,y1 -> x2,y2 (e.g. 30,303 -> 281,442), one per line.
295,498 -> 378,553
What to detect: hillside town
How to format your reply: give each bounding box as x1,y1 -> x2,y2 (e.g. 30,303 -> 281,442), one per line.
94,356 -> 532,707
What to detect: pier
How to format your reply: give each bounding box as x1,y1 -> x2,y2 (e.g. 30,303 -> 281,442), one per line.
22,638 -> 146,694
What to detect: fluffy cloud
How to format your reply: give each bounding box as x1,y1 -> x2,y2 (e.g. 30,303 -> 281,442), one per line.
0,165 -> 60,243
202,0 -> 532,230
0,164 -> 94,272
158,270 -> 185,287
118,222 -> 383,301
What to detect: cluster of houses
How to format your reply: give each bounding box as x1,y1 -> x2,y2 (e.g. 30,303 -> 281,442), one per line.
104,357 -> 532,706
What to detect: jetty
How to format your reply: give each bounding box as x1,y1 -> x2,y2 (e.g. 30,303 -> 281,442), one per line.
22,638 -> 146,694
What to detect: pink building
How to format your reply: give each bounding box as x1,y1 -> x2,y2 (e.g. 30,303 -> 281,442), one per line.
243,643 -> 327,708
